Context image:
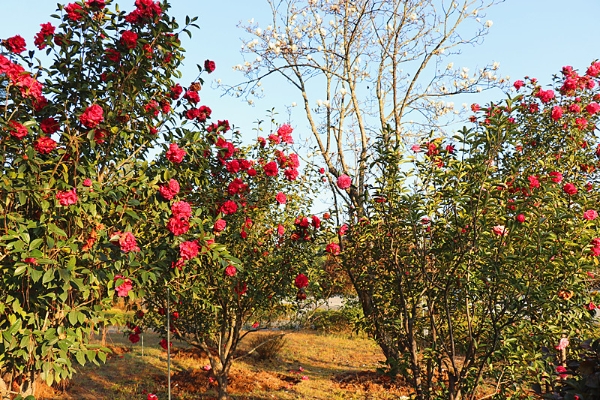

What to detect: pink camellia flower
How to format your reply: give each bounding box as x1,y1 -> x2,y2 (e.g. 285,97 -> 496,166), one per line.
411,144 -> 421,152
34,136 -> 57,154
213,219 -> 227,232
119,231 -> 140,252
584,210 -> 599,220
326,242 -> 341,255
277,124 -> 294,144
80,104 -> 104,129
576,117 -> 588,130
166,143 -> 186,164
586,102 -> 600,115
277,224 -> 285,236
83,178 -> 92,187
179,240 -> 200,260
224,265 -> 237,277
516,214 -> 525,223
549,171 -> 563,183
159,179 -> 180,200
551,106 -> 563,121
171,201 -> 192,220
513,80 -> 524,90
56,188 -> 78,206
339,224 -> 348,235
563,183 -> 577,195
536,89 -> 555,103
276,192 -> 287,204
555,337 -> 569,351
204,59 -> 216,73
167,217 -> 190,236
587,302 -> 596,311
202,364 -> 212,371
9,121 -> 27,140
492,225 -> 507,236
294,273 -> 309,289
3,35 -> 27,53
337,174 -> 352,190
114,275 -> 133,297
528,175 -> 540,189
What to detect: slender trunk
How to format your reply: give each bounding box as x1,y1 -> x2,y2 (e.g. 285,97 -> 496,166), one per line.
216,374 -> 228,400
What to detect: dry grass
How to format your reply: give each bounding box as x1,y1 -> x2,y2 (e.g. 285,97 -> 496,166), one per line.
34,329 -> 412,399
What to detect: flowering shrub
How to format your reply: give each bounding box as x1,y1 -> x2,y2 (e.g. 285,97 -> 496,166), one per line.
341,61 -> 600,399
132,117 -> 324,399
0,1 -> 223,396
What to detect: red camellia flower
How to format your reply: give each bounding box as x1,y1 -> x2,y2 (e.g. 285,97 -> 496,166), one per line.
470,103 -> 480,112
583,209 -> 598,221
284,168 -> 299,181
528,175 -> 540,189
166,143 -> 186,163
9,121 -> 27,140
56,188 -> 78,206
24,257 -> 38,265
120,30 -> 138,49
337,174 -> 352,189
179,240 -> 200,260
294,273 -> 309,289
276,192 -> 287,204
80,104 -> 104,129
147,394 -> 158,400
225,265 -> 237,277
3,35 -> 26,53
312,215 -> 321,229
83,178 -> 92,187
326,243 -> 341,255
106,48 -> 121,63
171,201 -> 192,219
40,117 -> 60,134
119,232 -> 140,252
555,365 -> 568,380
170,83 -> 183,99
575,117 -> 588,130
339,224 -> 348,235
213,219 -> 227,232
277,224 -> 285,236
86,0 -> 106,8
159,338 -> 171,350
204,59 -> 216,73
159,179 -> 180,200
513,80 -> 524,90
129,333 -> 140,344
516,214 -> 525,223
183,90 -> 200,103
167,217 -> 190,236
34,136 -> 57,154
220,200 -> 238,215
563,183 -> 578,195
34,23 -> 55,49
263,161 -> 278,177
114,275 -> 133,297
65,3 -> 85,21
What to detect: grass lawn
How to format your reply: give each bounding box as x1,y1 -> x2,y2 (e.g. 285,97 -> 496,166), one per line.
35,329 -> 412,399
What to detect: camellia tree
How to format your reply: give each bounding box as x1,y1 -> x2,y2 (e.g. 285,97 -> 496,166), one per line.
130,111 -> 327,399
340,62 -> 600,399
0,0 -> 236,396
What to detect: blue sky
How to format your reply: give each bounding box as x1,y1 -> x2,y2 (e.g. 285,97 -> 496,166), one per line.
1,0 -> 599,136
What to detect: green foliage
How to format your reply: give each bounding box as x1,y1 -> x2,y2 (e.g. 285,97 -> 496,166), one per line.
342,64 -> 600,399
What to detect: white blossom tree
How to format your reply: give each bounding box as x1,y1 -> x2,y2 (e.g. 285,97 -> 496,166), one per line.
231,0 -> 505,212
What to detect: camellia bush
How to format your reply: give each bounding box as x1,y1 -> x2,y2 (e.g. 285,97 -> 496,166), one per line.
130,113 -> 327,399
0,0 -> 237,397
339,62 -> 600,399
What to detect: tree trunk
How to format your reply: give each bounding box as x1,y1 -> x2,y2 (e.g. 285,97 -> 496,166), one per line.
216,374 -> 229,400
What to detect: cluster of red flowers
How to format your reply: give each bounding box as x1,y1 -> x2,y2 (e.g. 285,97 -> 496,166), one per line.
166,143 -> 186,164
167,199 -> 191,236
